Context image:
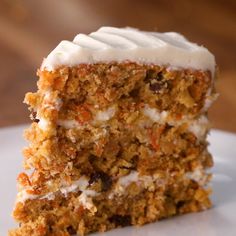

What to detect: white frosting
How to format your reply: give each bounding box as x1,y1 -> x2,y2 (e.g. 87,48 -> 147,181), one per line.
16,190 -> 39,203
109,171 -> 166,198
57,119 -> 81,129
37,104 -> 209,142
188,115 -> 209,139
16,176 -> 98,210
117,171 -> 139,187
94,106 -> 116,122
38,104 -> 209,142
41,27 -> 215,75
16,168 -> 210,208
111,169 -> 210,198
142,104 -> 209,140
142,104 -> 168,123
43,91 -> 62,111
38,117 -> 50,130
202,93 -> 219,112
78,190 -> 98,211
39,106 -> 117,131
186,168 -> 210,186
60,177 -> 88,196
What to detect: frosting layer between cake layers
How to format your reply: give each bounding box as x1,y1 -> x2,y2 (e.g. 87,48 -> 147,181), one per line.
41,27 -> 215,75
16,169 -> 210,210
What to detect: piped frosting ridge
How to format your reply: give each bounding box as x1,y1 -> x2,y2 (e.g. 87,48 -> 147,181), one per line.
41,27 -> 215,75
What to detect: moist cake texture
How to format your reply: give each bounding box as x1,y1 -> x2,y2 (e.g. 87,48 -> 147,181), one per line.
10,27 -> 217,236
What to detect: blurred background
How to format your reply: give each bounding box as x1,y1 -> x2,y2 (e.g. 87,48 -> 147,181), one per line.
0,0 -> 235,131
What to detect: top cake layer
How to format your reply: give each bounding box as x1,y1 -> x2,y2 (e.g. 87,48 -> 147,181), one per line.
42,27 -> 215,75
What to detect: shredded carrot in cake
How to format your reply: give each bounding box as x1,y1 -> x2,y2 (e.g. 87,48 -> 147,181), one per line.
17,173 -> 31,187
175,113 -> 183,120
148,126 -> 165,151
76,104 -> 92,125
26,188 -> 42,195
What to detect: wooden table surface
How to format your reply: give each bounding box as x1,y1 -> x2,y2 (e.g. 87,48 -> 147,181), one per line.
0,0 -> 235,132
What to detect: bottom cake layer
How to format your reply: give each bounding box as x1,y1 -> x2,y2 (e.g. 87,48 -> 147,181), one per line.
10,170 -> 211,236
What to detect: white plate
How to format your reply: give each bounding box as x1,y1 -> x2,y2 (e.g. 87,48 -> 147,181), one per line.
1,125 -> 236,235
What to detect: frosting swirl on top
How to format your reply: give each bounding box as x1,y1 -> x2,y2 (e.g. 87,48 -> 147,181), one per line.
41,27 -> 215,75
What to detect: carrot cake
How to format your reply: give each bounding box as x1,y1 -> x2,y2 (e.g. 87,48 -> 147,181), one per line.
10,27 -> 217,236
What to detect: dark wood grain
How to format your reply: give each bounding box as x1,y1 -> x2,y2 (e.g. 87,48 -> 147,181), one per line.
0,0 -> 235,131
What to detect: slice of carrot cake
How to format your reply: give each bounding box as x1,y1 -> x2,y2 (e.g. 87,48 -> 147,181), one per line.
10,27 -> 217,236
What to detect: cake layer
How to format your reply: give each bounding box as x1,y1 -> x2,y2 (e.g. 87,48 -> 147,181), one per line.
28,63 -> 215,121
41,27 -> 215,75
11,168 -> 211,236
